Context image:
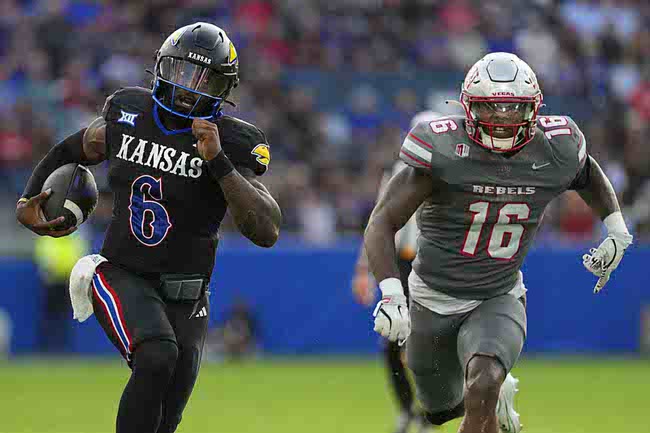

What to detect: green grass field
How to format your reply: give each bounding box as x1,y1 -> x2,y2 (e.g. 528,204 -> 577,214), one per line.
1,357 -> 648,433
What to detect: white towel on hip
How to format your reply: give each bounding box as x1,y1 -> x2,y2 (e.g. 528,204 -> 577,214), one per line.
69,254 -> 107,322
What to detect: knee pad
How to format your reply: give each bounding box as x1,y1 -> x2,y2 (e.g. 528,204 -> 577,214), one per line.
424,402 -> 464,426
133,339 -> 179,377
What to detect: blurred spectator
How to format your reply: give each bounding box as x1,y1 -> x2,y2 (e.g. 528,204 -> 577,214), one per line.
33,232 -> 89,353
515,14 -> 561,88
221,299 -> 259,360
0,111 -> 32,167
629,73 -> 650,122
205,298 -> 259,362
558,192 -> 597,242
297,188 -> 337,245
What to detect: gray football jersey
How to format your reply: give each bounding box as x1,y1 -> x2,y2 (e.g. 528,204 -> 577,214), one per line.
400,114 -> 587,300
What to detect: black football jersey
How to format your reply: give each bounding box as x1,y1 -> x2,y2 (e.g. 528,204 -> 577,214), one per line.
100,87 -> 270,277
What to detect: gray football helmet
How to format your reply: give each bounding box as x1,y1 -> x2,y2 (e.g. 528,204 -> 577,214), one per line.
460,52 -> 543,152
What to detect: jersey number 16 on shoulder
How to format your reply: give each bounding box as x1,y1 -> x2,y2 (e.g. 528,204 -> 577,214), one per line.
539,116 -> 571,140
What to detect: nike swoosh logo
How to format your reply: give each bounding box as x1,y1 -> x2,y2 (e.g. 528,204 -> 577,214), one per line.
532,162 -> 551,170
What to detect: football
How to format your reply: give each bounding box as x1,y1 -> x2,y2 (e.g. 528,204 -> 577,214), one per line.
41,163 -> 98,230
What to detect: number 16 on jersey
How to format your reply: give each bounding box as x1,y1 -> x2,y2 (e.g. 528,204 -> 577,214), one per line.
461,201 -> 530,260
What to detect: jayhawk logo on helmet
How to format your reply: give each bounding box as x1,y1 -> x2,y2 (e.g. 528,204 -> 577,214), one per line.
169,27 -> 188,46
228,42 -> 238,65
251,144 -> 270,166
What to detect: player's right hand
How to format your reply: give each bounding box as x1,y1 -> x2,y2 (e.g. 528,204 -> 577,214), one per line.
192,118 -> 222,161
373,278 -> 410,344
15,190 -> 77,237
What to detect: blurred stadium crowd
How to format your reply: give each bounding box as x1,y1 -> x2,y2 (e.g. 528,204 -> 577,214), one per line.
1,0 -> 649,250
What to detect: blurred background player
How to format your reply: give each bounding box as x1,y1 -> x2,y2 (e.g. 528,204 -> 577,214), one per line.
365,52 -> 632,433
15,22 -> 281,433
352,110 -> 440,433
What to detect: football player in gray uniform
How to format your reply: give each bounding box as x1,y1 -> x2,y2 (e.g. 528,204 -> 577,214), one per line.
364,52 -> 633,433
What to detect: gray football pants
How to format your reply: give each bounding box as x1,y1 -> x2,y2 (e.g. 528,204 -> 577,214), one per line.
406,294 -> 527,413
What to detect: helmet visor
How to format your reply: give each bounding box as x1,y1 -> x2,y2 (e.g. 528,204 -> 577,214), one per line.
159,57 -> 231,97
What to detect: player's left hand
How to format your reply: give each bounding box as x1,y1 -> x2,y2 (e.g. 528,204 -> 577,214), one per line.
192,118 -> 222,161
582,231 -> 633,293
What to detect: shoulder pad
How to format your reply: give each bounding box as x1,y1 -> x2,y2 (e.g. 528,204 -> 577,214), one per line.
102,87 -> 152,122
537,115 -> 587,171
399,115 -> 464,171
216,115 -> 270,176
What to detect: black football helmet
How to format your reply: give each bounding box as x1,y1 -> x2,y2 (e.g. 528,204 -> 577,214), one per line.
152,22 -> 239,119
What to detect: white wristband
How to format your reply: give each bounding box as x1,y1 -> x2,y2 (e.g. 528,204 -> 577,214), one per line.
379,278 -> 404,297
604,211 -> 629,235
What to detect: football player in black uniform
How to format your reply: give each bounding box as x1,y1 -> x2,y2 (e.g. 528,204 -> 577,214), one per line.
16,23 -> 281,433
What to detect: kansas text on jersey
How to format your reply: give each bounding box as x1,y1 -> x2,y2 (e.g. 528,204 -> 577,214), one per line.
101,87 -> 270,277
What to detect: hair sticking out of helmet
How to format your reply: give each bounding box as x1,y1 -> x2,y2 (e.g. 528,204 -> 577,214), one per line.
152,22 -> 239,119
460,52 -> 542,152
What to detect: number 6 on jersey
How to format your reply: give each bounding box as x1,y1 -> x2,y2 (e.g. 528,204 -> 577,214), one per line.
129,175 -> 172,246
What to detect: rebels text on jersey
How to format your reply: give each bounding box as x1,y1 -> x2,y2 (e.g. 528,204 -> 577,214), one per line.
400,114 -> 587,300
100,87 -> 270,277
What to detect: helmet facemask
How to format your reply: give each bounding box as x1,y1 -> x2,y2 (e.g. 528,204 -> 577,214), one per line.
153,57 -> 235,119
462,94 -> 540,152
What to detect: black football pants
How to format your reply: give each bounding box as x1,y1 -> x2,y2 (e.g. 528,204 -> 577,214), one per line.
91,262 -> 209,433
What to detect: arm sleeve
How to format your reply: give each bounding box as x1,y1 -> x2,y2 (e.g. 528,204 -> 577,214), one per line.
21,128 -> 88,199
